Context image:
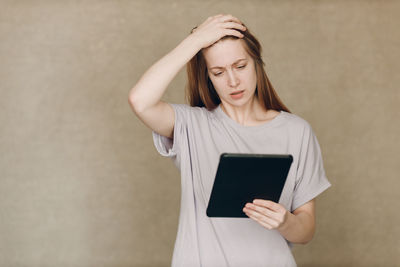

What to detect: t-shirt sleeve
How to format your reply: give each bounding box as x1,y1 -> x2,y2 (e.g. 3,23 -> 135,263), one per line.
151,103 -> 188,168
291,122 -> 332,211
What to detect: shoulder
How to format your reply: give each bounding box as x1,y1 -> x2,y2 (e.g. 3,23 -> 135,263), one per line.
280,111 -> 313,134
170,103 -> 217,119
170,103 -> 211,113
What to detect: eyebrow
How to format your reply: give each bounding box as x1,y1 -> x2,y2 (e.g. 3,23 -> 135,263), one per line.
209,58 -> 247,70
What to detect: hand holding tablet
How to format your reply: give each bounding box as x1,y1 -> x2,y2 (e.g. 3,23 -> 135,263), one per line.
243,199 -> 290,230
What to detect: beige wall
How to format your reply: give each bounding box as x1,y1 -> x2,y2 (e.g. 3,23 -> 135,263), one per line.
1,0 -> 399,266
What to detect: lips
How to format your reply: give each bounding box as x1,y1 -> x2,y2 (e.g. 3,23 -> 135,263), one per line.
230,90 -> 244,95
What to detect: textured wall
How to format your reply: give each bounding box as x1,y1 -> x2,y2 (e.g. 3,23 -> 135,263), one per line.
0,0 -> 399,266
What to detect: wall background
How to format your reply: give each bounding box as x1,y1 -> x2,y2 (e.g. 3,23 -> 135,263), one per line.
0,0 -> 399,266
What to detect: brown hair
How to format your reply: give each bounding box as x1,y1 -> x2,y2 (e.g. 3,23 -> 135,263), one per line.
185,26 -> 291,113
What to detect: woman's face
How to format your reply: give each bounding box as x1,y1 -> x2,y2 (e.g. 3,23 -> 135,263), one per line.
202,38 -> 257,108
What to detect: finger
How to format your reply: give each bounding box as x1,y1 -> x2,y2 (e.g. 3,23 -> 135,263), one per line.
244,208 -> 279,229
245,203 -> 281,221
223,29 -> 244,38
248,212 -> 277,230
245,204 -> 282,226
219,14 -> 243,25
203,14 -> 223,25
221,22 -> 247,32
213,14 -> 225,19
253,199 -> 282,212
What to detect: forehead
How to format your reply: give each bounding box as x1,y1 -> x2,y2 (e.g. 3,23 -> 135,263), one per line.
202,38 -> 249,68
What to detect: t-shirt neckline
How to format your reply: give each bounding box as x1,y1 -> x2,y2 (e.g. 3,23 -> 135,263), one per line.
214,104 -> 285,131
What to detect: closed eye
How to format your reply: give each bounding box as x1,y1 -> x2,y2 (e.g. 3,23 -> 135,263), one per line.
212,64 -> 246,76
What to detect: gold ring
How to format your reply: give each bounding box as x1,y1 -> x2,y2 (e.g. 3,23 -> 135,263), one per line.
190,26 -> 198,34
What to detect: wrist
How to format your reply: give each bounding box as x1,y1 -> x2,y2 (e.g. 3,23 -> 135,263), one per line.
277,211 -> 295,233
182,33 -> 204,52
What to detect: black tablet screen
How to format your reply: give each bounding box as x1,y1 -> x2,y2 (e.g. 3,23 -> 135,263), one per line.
206,153 -> 293,218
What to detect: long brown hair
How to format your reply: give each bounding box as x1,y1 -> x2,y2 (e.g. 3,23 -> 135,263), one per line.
186,26 -> 291,113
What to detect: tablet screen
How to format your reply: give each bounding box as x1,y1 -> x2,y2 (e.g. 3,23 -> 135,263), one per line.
206,153 -> 293,218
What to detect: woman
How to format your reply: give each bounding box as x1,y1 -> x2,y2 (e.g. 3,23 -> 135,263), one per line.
129,14 -> 331,267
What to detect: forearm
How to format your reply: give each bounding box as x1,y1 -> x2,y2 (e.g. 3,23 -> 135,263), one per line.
128,35 -> 201,112
278,210 -> 315,244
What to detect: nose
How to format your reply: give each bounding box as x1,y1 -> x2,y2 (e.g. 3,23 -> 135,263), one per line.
227,69 -> 239,88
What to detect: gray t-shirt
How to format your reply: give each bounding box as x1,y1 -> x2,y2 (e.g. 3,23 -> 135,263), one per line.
152,103 -> 331,267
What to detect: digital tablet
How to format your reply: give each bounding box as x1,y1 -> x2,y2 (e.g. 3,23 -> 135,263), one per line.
206,153 -> 293,218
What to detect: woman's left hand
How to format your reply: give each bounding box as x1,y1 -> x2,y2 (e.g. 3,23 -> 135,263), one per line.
243,199 -> 289,230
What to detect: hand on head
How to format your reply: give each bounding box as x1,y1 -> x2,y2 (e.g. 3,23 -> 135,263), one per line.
190,14 -> 247,49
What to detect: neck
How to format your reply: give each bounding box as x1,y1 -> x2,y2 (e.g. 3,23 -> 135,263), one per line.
220,96 -> 263,126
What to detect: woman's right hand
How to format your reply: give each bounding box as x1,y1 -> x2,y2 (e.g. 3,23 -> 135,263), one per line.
190,14 -> 247,49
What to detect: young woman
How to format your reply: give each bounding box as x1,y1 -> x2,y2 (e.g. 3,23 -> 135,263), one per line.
129,14 -> 331,267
